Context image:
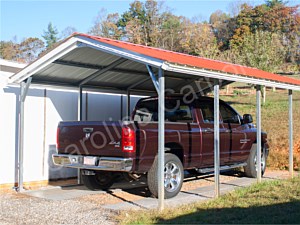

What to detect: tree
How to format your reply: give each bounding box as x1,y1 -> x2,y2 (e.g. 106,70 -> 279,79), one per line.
0,41 -> 19,61
229,2 -> 300,47
118,0 -> 167,47
265,0 -> 286,8
42,22 -> 59,48
209,10 -> 231,49
19,37 -> 44,63
179,18 -> 220,59
237,31 -> 286,72
89,9 -> 121,39
160,13 -> 182,51
118,0 -> 145,42
60,26 -> 77,39
227,0 -> 250,17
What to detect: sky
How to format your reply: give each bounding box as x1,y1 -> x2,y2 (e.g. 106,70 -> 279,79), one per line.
0,0 -> 299,42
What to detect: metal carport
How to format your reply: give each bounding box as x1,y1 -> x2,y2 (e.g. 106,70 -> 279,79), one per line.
10,33 -> 300,210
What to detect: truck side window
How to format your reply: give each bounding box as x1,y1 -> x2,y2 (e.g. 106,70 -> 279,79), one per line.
220,104 -> 240,124
198,102 -> 214,123
134,99 -> 193,122
165,104 -> 193,122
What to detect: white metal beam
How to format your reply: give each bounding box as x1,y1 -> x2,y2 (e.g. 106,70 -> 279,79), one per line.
163,63 -> 300,91
79,58 -> 127,86
146,65 -> 159,93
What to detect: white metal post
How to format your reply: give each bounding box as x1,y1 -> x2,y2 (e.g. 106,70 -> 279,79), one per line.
214,80 -> 220,198
158,68 -> 165,210
289,90 -> 294,178
77,86 -> 83,184
18,77 -> 32,192
256,85 -> 262,182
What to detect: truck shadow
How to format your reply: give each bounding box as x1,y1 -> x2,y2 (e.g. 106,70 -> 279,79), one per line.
60,170 -> 248,199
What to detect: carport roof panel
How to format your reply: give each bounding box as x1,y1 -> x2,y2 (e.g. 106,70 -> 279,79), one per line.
10,33 -> 300,92
76,33 -> 300,87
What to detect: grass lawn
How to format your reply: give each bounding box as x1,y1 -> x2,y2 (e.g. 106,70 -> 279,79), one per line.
219,88 -> 300,171
119,176 -> 300,224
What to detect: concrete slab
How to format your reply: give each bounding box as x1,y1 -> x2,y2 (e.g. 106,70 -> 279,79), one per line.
24,180 -> 147,200
23,171 -> 293,209
103,176 -> 257,210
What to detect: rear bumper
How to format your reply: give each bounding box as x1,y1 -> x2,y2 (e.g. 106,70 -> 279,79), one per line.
52,154 -> 133,172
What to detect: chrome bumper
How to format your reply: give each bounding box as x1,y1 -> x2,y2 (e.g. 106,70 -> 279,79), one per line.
52,154 -> 133,172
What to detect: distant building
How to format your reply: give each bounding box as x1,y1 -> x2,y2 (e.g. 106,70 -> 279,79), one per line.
0,59 -> 27,86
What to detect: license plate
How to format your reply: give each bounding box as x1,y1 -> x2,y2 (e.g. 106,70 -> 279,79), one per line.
83,157 -> 96,166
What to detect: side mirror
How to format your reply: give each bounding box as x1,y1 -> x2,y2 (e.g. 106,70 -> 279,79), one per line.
243,114 -> 253,124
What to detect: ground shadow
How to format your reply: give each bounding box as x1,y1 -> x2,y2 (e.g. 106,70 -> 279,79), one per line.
58,170 -> 248,199
156,201 -> 300,224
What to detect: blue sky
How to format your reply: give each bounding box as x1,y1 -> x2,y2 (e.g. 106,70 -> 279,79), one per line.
1,0 -> 299,42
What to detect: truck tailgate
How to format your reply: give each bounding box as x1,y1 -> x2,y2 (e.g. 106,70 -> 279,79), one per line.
57,121 -> 125,157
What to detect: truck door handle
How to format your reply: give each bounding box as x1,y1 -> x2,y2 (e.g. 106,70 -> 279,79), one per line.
83,128 -> 94,133
203,128 -> 213,133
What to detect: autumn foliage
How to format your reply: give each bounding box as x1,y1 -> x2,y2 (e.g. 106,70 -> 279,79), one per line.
1,0 -> 299,72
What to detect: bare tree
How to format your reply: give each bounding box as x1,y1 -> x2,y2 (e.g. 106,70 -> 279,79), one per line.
60,26 -> 77,39
89,8 -> 121,39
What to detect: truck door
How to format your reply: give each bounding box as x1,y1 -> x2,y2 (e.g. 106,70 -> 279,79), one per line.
196,100 -> 230,167
219,103 -> 250,163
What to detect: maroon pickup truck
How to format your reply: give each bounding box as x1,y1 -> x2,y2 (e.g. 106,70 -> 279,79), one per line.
53,96 -> 269,198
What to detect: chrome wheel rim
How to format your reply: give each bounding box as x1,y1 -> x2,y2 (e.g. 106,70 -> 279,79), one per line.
164,162 -> 181,192
254,149 -> 266,173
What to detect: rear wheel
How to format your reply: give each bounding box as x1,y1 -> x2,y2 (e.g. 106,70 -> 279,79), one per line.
147,153 -> 184,199
82,171 -> 115,191
244,145 -> 267,178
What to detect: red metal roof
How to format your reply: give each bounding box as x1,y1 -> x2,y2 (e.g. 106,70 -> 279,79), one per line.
75,33 -> 300,87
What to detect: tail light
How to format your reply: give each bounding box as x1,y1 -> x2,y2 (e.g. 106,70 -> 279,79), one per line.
56,127 -> 60,150
122,126 -> 136,152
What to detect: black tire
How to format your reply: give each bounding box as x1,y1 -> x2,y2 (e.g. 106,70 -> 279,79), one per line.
244,144 -> 267,178
82,171 -> 115,191
147,153 -> 184,199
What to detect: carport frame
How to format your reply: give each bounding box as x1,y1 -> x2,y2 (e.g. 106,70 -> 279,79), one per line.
10,34 -> 299,211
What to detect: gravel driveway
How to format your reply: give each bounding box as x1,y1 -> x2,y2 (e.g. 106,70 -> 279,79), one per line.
0,192 -> 117,225
0,170 -> 292,224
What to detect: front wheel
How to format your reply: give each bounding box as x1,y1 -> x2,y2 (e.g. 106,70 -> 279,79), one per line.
82,171 -> 115,191
147,153 -> 184,199
244,145 -> 267,178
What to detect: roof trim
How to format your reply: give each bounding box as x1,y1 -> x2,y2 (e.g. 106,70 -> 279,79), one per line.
163,62 -> 300,91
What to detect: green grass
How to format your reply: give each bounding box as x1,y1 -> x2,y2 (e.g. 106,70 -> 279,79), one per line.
220,89 -> 300,170
119,176 -> 300,224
